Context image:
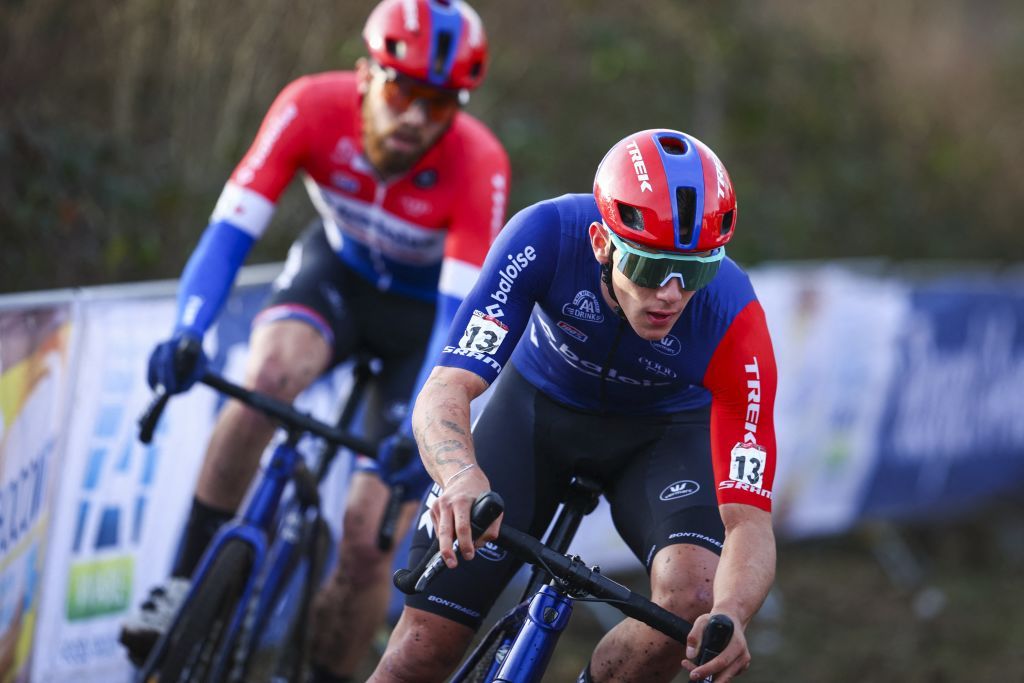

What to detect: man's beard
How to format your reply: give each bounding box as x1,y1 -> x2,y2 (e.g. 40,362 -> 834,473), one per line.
362,111 -> 445,178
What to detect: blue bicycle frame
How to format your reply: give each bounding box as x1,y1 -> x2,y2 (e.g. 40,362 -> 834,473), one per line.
135,361 -> 380,683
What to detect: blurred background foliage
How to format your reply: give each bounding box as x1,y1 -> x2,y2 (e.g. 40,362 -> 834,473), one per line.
2,0 -> 1023,293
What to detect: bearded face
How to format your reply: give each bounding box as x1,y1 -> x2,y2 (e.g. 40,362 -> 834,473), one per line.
359,61 -> 458,179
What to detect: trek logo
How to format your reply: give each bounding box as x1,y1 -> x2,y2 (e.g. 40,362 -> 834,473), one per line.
557,320 -> 588,343
711,151 -> 729,199
639,356 -> 677,378
659,480 -> 700,501
625,140 -> 654,193
562,290 -> 604,323
401,0 -> 419,31
485,245 -> 537,318
650,334 -> 681,356
742,356 -> 762,444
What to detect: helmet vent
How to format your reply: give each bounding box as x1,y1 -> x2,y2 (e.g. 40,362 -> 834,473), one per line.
658,136 -> 688,155
386,39 -> 407,59
720,209 -> 734,237
616,202 -> 644,232
432,31 -> 454,78
675,187 -> 696,244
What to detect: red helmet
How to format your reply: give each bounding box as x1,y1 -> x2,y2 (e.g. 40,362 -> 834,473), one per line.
594,129 -> 737,253
363,0 -> 488,91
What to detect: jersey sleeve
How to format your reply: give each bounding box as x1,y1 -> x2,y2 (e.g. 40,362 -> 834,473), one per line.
438,200 -> 560,385
437,127 -> 511,300
209,76 -> 312,239
702,300 -> 778,511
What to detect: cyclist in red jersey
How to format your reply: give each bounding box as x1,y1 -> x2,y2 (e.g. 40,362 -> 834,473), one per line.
369,130 -> 775,682
118,2 -> 509,681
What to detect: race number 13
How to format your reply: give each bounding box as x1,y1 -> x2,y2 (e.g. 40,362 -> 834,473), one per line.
729,442 -> 766,488
458,310 -> 509,355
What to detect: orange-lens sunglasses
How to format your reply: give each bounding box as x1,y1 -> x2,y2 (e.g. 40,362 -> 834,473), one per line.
374,64 -> 465,122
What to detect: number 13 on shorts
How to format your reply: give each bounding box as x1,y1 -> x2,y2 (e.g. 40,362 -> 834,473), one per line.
729,442 -> 766,488
458,310 -> 509,355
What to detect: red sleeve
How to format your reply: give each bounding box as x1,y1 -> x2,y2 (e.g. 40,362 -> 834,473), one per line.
443,121 -> 511,268
702,300 -> 778,511
229,77 -> 311,203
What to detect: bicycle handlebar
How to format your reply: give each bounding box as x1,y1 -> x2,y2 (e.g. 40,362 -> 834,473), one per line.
393,492 -> 505,594
394,492 -> 737,679
137,371 -> 378,458
495,523 -> 693,643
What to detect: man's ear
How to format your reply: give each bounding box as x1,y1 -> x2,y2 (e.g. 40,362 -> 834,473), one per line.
356,57 -> 371,95
589,222 -> 612,264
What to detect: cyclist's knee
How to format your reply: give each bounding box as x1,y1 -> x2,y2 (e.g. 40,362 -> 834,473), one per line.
377,610 -> 471,681
649,545 -> 717,622
245,323 -> 330,399
652,580 -> 714,624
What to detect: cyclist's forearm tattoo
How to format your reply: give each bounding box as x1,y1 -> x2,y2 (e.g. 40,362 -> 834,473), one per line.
440,419 -> 467,436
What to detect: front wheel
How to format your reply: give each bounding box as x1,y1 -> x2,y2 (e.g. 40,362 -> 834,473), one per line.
145,539 -> 254,683
234,515 -> 332,683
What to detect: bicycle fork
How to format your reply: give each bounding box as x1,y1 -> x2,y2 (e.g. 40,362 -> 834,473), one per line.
492,585 -> 574,683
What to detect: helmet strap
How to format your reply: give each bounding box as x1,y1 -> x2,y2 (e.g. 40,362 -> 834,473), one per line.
600,245 -> 625,319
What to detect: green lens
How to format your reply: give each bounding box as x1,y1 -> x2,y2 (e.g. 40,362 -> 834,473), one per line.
605,230 -> 724,291
615,252 -> 721,290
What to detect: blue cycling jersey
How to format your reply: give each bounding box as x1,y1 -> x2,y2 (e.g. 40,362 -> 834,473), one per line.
440,193 -> 760,415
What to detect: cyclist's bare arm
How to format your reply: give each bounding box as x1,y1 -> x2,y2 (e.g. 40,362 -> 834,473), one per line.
411,365 -> 497,568
686,503 -> 775,681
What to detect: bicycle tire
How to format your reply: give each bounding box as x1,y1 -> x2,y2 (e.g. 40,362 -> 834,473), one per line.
235,516 -> 332,683
150,539 -> 254,683
464,635 -> 508,683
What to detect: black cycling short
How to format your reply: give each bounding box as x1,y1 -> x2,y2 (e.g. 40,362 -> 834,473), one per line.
261,222 -> 436,441
405,363 -> 725,629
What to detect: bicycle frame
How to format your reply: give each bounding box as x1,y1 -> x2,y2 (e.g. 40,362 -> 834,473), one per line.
136,360 -> 378,683
448,477 -> 601,683
434,484 -> 723,683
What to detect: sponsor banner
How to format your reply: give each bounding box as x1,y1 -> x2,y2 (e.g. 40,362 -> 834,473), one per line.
29,281 -> 357,683
0,305 -> 73,683
31,295 -> 211,683
862,279 -> 1024,520
752,265 -> 909,539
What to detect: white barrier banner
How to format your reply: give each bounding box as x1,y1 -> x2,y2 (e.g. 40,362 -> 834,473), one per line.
32,296 -> 216,683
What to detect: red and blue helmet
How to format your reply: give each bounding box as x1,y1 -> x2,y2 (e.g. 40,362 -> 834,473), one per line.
363,0 -> 488,91
594,129 -> 737,254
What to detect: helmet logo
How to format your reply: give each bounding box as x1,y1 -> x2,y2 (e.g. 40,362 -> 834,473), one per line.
626,140 -> 654,193
711,152 -> 728,199
401,0 -> 419,31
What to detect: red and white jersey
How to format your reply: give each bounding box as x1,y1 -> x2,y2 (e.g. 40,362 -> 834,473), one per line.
210,71 -> 510,301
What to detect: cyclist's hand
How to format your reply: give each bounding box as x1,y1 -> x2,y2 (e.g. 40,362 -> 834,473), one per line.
682,612 -> 751,682
376,434 -> 432,497
147,331 -> 207,395
430,466 -> 497,570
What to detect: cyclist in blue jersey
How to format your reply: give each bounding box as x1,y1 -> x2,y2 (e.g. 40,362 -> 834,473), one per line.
118,1 -> 510,681
368,129 -> 777,683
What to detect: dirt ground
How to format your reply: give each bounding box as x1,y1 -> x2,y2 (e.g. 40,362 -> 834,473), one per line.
363,498 -> 1024,682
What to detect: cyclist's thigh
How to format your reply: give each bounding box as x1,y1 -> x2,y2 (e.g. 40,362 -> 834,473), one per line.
352,288 -> 435,442
404,365 -> 565,629
605,405 -> 726,571
258,221 -> 360,367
